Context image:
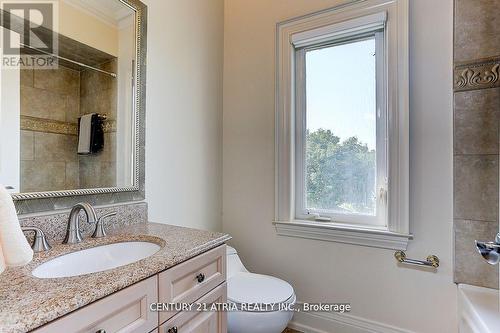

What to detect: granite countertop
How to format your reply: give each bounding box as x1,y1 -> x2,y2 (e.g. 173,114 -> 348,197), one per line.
0,222 -> 231,333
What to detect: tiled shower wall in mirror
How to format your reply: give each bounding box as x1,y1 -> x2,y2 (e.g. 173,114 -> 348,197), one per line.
19,59 -> 117,193
453,0 -> 500,288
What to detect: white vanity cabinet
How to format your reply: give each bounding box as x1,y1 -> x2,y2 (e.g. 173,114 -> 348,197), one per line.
33,276 -> 159,333
33,245 -> 227,333
158,245 -> 226,323
159,284 -> 227,333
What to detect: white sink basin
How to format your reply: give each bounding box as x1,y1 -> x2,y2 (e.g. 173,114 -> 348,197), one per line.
32,241 -> 161,279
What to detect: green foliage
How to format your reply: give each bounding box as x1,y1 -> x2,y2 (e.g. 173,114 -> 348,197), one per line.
306,129 -> 376,214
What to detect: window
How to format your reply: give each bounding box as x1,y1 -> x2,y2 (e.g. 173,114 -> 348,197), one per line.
296,35 -> 387,227
275,0 -> 410,250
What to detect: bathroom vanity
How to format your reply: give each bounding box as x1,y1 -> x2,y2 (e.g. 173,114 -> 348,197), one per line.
0,0 -> 232,332
0,222 -> 230,333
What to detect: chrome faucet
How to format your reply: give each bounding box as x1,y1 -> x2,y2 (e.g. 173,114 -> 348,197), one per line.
475,233 -> 500,265
63,203 -> 98,244
21,226 -> 51,252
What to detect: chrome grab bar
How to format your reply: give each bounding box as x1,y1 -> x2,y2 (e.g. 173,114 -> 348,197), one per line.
394,251 -> 439,268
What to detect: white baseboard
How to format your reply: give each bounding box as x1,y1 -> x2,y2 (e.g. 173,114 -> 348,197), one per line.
288,310 -> 415,333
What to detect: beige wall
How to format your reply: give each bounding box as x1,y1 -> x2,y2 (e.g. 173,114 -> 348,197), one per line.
144,0 -> 224,232
223,0 -> 456,332
58,1 -> 119,56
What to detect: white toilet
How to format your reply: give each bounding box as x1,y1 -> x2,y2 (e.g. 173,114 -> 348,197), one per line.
226,246 -> 296,333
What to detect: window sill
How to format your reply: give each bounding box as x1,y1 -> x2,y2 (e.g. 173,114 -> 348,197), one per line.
273,220 -> 412,250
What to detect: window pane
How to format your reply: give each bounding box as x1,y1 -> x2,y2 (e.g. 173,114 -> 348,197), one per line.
305,38 -> 377,216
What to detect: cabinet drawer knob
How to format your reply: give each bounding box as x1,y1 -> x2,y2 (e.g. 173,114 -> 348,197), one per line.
168,327 -> 178,333
195,273 -> 205,283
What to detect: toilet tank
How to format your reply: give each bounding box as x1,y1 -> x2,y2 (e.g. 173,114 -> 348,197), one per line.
226,246 -> 248,278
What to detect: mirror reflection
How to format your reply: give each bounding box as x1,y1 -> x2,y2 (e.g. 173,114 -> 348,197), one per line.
0,0 -> 137,194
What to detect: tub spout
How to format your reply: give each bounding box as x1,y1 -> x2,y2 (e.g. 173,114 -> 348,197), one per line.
475,233 -> 500,265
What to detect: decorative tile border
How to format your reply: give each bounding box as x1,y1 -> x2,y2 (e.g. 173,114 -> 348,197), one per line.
20,115 -> 117,135
103,119 -> 117,133
21,116 -> 77,135
454,57 -> 500,92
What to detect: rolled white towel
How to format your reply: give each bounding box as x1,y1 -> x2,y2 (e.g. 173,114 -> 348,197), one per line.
0,184 -> 32,267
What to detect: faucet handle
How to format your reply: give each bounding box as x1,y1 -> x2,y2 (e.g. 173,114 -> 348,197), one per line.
21,226 -> 52,252
92,212 -> 117,238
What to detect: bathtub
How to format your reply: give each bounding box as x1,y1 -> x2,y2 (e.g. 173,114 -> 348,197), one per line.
459,284 -> 500,333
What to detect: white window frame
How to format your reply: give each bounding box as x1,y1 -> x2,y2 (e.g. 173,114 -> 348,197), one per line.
274,0 -> 411,250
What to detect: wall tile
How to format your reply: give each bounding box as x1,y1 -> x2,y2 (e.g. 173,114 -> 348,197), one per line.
20,69 -> 33,87
80,88 -> 116,117
105,132 -> 117,162
34,132 -> 78,162
65,91 -> 80,123
454,155 -> 498,222
455,0 -> 500,62
454,219 -> 499,288
21,161 -> 66,192
454,89 -> 499,155
20,86 -> 68,122
80,60 -> 117,97
20,130 -> 34,161
33,67 -> 80,96
79,160 -> 116,188
65,162 -> 79,189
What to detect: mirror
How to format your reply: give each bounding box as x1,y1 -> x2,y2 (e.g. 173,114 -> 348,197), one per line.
0,0 -> 146,209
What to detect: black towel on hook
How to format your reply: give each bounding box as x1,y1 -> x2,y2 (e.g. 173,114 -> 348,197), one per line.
90,114 -> 104,154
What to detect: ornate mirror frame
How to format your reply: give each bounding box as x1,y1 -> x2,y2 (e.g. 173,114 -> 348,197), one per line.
12,0 -> 147,215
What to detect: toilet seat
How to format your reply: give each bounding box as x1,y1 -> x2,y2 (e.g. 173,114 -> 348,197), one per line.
228,272 -> 295,311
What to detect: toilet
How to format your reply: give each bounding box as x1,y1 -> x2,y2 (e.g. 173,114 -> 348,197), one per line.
226,246 -> 296,333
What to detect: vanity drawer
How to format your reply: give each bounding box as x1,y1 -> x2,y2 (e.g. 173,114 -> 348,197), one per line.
158,245 -> 226,323
34,276 -> 158,333
159,283 -> 227,333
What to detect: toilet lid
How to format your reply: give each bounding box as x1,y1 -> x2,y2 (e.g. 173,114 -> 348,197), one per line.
228,272 -> 294,305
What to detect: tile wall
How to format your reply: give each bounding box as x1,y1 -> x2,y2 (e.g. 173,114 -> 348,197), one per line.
453,0 -> 500,288
19,60 -> 118,192
20,66 -> 80,192
79,59 -> 117,188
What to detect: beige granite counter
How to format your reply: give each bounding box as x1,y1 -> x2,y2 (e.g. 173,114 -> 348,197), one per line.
0,222 -> 231,333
